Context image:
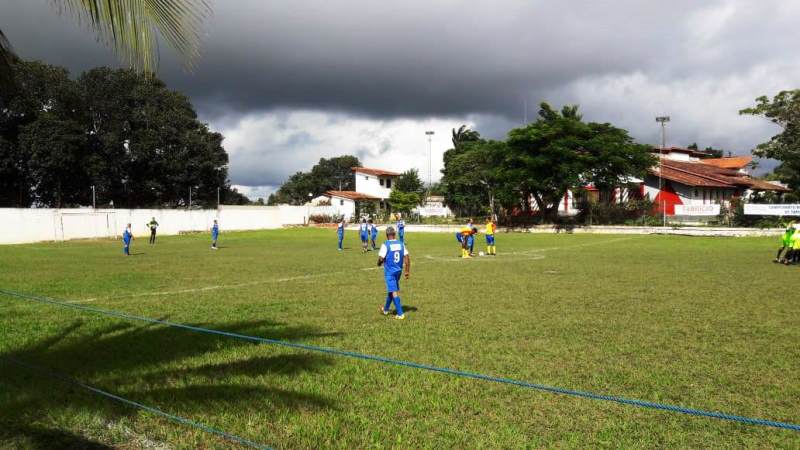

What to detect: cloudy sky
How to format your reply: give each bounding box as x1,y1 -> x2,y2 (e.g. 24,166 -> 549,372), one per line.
2,0 -> 796,198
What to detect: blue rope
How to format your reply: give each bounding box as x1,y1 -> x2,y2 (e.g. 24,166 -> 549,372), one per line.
3,357 -> 273,450
2,288 -> 798,432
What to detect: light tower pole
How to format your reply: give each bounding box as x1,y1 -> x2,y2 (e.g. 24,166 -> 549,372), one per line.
425,130 -> 435,197
656,116 -> 670,227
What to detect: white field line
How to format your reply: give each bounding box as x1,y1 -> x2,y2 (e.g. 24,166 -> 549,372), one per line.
5,236 -> 637,308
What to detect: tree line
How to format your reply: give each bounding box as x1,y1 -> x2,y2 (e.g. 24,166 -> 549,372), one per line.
0,58 -> 248,208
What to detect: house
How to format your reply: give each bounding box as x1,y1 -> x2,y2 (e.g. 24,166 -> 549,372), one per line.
645,149 -> 788,216
535,147 -> 788,217
313,167 -> 402,220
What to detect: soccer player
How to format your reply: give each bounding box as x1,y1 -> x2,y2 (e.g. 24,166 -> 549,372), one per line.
775,221 -> 795,263
467,226 -> 478,256
336,218 -> 346,251
147,217 -> 159,245
211,219 -> 219,250
369,219 -> 379,250
786,226 -> 800,265
359,218 -> 370,252
485,217 -> 497,255
378,226 -> 410,320
122,223 -> 133,256
396,213 -> 406,242
458,226 -> 473,258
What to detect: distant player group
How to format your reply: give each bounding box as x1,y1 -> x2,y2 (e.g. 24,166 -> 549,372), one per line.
121,217 -> 220,255
337,213 -> 498,320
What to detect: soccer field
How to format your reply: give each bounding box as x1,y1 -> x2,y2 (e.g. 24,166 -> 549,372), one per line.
1,228 -> 798,449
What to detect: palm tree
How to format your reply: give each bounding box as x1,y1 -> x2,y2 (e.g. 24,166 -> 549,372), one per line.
0,0 -> 210,87
451,125 -> 481,150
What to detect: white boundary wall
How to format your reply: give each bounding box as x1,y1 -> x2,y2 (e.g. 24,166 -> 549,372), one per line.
0,205 -> 310,245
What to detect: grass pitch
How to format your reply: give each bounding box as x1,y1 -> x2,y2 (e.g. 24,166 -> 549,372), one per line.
0,228 -> 798,449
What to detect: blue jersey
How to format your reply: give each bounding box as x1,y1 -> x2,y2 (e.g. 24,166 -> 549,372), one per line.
380,240 -> 407,275
122,229 -> 132,244
359,223 -> 369,235
371,225 -> 378,238
211,224 -> 219,238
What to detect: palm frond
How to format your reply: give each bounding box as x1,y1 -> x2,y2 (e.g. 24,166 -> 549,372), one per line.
51,0 -> 211,73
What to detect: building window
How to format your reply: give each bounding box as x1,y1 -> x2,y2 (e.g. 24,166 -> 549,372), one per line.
380,179 -> 385,187
694,189 -> 699,197
340,199 -> 344,206
386,179 -> 392,189
364,176 -> 369,181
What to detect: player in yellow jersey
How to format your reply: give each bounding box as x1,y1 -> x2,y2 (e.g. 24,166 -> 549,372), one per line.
457,226 -> 476,258
485,217 -> 497,255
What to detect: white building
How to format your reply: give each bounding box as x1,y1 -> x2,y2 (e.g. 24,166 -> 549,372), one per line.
352,167 -> 401,201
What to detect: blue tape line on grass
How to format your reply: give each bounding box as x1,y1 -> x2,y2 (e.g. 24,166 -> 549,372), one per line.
2,288 -> 798,432
4,357 -> 273,450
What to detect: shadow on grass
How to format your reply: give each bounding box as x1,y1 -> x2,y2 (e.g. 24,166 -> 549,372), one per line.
0,318 -> 340,446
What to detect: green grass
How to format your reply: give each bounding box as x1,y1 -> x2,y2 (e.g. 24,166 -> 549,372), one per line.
0,229 -> 798,449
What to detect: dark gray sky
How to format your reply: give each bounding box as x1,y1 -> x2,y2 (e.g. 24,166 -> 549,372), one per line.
2,0 -> 795,198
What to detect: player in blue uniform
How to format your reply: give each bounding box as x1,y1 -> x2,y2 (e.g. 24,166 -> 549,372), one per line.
211,220 -> 219,250
122,223 -> 133,255
378,226 -> 410,320
369,219 -> 379,250
396,213 -> 406,242
359,218 -> 370,252
336,218 -> 345,251
467,226 -> 477,256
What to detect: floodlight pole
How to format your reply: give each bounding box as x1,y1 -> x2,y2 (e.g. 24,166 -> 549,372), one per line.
189,187 -> 192,209
425,131 -> 435,197
217,187 -> 221,209
656,116 -> 670,227
91,185 -> 96,209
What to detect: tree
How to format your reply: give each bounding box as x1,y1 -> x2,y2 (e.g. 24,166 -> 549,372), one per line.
451,125 -> 481,150
388,190 -> 421,214
0,60 -> 240,208
394,168 -> 425,198
505,103 -> 654,218
441,139 -> 509,216
740,90 -> 800,192
0,0 -> 210,85
271,155 -> 362,205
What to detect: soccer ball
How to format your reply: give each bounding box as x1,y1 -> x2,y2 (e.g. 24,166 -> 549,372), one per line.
478,251 -> 485,256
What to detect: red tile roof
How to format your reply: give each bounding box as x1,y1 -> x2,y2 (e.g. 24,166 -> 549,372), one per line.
352,167 -> 402,177
700,156 -> 752,170
325,190 -> 381,201
650,159 -> 789,192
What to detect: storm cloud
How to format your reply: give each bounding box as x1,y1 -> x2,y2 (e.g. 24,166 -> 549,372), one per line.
2,0 -> 797,194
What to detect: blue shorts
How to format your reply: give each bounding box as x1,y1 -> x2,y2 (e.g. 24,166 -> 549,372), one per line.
486,235 -> 495,245
360,233 -> 368,242
384,271 -> 401,292
455,233 -> 462,243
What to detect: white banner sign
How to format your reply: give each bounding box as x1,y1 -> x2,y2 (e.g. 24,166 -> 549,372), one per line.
674,204 -> 721,216
744,204 -> 800,216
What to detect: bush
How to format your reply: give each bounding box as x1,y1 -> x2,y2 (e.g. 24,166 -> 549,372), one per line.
309,214 -> 343,224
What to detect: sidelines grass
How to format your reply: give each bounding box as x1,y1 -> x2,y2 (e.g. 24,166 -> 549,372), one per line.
0,228 -> 798,449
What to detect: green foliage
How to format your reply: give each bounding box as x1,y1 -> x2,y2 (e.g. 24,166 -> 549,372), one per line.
441,138 -> 508,217
271,155 -> 362,205
0,60 -> 238,208
394,168 -> 425,197
740,90 -> 800,193
505,103 -> 655,219
387,190 -> 421,213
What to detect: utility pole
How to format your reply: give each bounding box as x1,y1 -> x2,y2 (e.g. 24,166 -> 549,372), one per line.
656,116 -> 671,227
217,187 -> 221,209
91,185 -> 96,209
425,130 -> 435,197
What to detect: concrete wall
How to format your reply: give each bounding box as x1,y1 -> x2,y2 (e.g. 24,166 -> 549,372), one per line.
0,204 -> 310,245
